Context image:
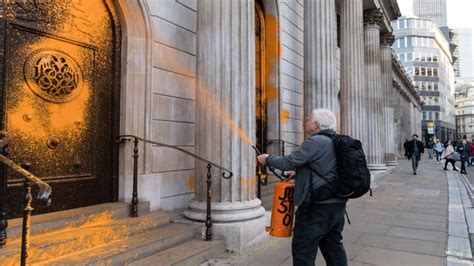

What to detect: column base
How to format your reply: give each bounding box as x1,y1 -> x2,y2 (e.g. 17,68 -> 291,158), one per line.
184,198 -> 265,222
178,210 -> 271,252
209,212 -> 271,251
384,160 -> 398,166
367,163 -> 387,170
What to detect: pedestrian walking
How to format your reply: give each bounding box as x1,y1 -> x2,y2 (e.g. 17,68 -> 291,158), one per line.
457,139 -> 469,174
469,141 -> 474,167
442,140 -> 458,171
433,140 -> 444,164
257,109 -> 347,266
426,138 -> 434,159
405,134 -> 424,175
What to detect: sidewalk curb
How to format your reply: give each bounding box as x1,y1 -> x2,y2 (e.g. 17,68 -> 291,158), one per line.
446,171 -> 473,265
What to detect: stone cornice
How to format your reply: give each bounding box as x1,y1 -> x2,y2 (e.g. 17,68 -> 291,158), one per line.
381,32 -> 395,46
364,8 -> 384,27
391,53 -> 422,107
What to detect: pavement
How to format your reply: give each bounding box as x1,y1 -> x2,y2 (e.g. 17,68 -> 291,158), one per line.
205,157 -> 474,266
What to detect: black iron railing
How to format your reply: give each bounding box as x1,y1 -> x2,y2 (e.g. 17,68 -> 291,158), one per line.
256,139 -> 299,199
116,135 -> 233,241
0,131 -> 52,266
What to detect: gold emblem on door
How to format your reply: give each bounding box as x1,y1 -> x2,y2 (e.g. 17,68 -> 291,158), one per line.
24,49 -> 83,103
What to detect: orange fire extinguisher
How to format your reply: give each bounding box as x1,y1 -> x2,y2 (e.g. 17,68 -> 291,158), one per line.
265,180 -> 295,237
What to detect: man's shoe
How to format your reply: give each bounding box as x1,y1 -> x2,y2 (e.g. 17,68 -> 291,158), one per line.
414,172 -> 417,175
443,168 -> 448,170
453,168 -> 459,171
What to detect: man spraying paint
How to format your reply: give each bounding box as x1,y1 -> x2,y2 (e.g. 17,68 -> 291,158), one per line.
257,109 -> 348,266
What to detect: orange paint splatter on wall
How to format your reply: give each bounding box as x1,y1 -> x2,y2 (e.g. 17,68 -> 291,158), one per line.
188,175 -> 195,191
240,176 -> 247,189
280,109 -> 290,123
248,175 -> 255,194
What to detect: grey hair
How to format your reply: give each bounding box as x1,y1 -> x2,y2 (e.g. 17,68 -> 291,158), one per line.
311,109 -> 336,131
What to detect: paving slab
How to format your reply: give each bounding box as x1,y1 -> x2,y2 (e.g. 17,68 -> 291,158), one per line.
354,233 -> 445,257
351,246 -> 445,266
385,226 -> 447,242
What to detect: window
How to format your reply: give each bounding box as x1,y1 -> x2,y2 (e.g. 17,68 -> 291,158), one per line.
407,37 -> 412,47
427,68 -> 432,76
423,111 -> 427,120
427,56 -> 432,62
391,21 -> 397,30
433,56 -> 438,62
433,68 -> 438,76
421,55 -> 426,62
400,53 -> 405,62
428,112 -> 433,120
407,19 -> 413,28
421,82 -> 426,90
427,83 -> 432,90
415,67 -> 420,76
421,68 -> 426,76
407,53 -> 413,61
399,20 -> 405,29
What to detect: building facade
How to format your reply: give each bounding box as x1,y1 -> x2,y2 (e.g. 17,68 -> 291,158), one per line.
455,81 -> 474,139
0,0 -> 422,251
454,29 -> 474,80
392,16 -> 456,143
413,0 -> 447,27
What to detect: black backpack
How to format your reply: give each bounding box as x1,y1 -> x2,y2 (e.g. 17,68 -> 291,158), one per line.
320,133 -> 372,199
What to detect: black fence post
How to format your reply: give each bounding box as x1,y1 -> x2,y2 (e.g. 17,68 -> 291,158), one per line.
205,163 -> 212,241
20,180 -> 33,266
0,146 -> 8,247
131,138 -> 139,217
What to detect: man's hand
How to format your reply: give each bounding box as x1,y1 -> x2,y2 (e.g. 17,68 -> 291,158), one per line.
257,154 -> 269,165
284,170 -> 296,179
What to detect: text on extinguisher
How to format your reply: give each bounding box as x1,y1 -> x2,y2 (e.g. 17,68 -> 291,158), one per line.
277,185 -> 294,226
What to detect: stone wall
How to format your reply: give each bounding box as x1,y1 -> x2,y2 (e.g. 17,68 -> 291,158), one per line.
120,0 -> 198,211
279,0 -> 304,152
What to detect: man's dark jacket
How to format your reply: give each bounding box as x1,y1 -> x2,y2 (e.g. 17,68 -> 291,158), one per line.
405,140 -> 424,160
265,129 -> 346,206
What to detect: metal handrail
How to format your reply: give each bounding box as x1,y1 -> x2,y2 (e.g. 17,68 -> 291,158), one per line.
0,131 -> 52,266
117,135 -> 233,176
116,134 -> 233,241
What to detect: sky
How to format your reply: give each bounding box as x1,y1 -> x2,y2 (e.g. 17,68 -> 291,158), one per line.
397,0 -> 474,30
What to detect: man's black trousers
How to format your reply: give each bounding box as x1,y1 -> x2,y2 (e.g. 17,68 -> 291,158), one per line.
292,202 -> 347,266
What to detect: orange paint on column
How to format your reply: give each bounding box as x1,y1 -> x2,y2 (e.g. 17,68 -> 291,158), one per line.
188,175 -> 195,191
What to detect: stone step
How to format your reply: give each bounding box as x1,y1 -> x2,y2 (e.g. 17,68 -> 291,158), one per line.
0,210 -> 168,264
41,223 -> 201,265
7,201 -> 150,238
127,239 -> 226,266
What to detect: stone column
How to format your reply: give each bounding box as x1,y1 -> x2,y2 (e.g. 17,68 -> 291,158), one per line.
403,96 -> 411,143
185,0 -> 265,251
393,81 -> 402,157
381,33 -> 397,166
304,0 -> 338,115
364,9 -> 386,170
340,0 -> 367,148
